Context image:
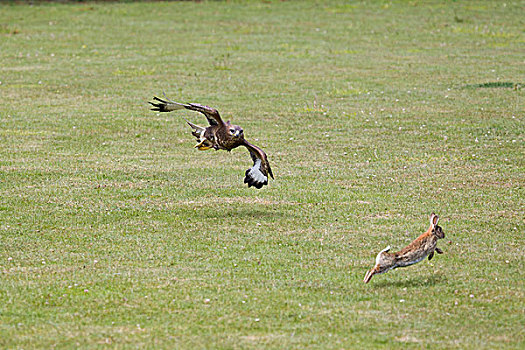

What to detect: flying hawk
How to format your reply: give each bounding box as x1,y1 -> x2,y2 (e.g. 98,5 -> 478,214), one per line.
149,96 -> 274,189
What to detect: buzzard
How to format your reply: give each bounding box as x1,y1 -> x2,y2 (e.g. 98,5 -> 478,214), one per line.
149,96 -> 273,189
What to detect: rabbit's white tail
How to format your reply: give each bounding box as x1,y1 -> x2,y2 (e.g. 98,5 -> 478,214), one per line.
364,246 -> 392,284
376,246 -> 391,264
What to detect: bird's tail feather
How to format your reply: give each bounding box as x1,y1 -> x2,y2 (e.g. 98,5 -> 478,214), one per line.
184,118 -> 204,133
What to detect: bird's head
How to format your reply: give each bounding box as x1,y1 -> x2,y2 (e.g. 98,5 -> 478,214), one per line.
227,122 -> 244,139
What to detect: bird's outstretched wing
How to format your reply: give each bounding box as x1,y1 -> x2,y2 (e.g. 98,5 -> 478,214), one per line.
241,140 -> 274,189
149,96 -> 224,126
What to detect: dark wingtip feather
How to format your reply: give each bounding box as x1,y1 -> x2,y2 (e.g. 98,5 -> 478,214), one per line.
243,170 -> 267,190
153,96 -> 168,103
149,100 -> 168,112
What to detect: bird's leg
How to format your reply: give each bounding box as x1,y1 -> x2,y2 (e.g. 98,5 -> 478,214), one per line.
194,139 -> 212,151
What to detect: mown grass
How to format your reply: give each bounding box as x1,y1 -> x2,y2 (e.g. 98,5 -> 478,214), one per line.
0,0 -> 523,348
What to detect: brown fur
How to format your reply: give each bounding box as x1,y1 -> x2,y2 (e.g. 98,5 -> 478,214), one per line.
364,213 -> 445,283
149,96 -> 273,188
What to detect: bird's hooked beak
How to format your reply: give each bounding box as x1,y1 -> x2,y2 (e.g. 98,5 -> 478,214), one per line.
234,130 -> 243,137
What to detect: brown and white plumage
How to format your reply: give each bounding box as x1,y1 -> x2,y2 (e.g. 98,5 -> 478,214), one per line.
149,96 -> 274,189
363,213 -> 445,284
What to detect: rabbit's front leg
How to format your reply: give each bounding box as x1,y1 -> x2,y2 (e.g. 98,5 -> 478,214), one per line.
428,251 -> 435,261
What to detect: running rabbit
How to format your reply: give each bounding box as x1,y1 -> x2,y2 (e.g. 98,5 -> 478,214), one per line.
364,213 -> 445,283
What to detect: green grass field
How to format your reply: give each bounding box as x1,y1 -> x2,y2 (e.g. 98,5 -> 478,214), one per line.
0,0 -> 523,348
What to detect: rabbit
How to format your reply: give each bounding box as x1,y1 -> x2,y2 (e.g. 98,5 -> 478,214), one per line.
363,213 -> 445,283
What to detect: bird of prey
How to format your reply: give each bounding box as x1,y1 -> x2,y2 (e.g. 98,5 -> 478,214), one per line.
149,96 -> 274,189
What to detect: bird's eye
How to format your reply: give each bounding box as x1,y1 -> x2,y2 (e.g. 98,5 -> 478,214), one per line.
230,129 -> 235,133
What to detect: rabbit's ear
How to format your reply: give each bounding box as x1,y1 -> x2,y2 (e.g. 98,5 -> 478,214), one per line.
430,213 -> 439,227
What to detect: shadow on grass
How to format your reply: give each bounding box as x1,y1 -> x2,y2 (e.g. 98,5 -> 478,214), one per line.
372,273 -> 447,288
462,82 -> 520,89
194,207 -> 287,220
